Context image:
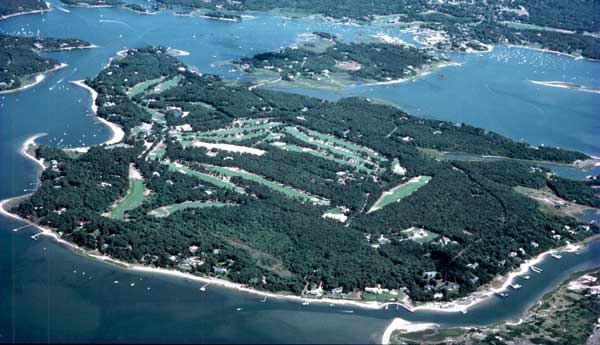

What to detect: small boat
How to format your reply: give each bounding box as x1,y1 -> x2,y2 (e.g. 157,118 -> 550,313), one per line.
200,283 -> 209,292
551,253 -> 562,259
236,307 -> 243,311
385,305 -> 389,310
530,265 -> 542,273
523,275 -> 530,280
329,303 -> 335,307
260,296 -> 267,303
301,301 -> 310,306
510,284 -> 522,290
342,310 -> 354,314
113,280 -> 119,284
495,292 -> 509,298
460,310 -> 468,314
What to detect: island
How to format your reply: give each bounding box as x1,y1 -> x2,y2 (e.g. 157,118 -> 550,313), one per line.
156,0 -> 600,60
530,80 -> 600,94
0,0 -> 48,20
201,11 -> 241,22
8,47 -> 599,307
59,0 -> 125,7
0,33 -> 93,93
235,33 -> 450,90
387,269 -> 600,344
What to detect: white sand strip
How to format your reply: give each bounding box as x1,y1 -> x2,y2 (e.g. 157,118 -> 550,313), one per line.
70,80 -> 125,146
381,318 -> 438,345
192,141 -> 266,155
20,133 -> 47,170
0,8 -> 49,21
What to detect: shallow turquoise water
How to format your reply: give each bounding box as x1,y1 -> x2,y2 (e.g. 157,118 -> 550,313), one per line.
0,1 -> 599,342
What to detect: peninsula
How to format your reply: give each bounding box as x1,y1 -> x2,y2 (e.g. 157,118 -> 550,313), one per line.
0,33 -> 93,93
387,269 -> 600,344
235,32 -> 450,90
8,47 -> 599,308
0,0 -> 48,19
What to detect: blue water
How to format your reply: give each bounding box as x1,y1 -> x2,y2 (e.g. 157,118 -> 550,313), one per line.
1,1 -> 599,343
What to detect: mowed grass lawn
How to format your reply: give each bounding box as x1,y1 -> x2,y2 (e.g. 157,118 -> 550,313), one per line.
110,179 -> 145,219
369,176 -> 432,212
149,201 -> 236,217
127,77 -> 164,97
203,164 -> 329,205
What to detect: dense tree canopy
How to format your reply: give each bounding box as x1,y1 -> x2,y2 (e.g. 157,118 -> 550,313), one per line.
15,47 -> 599,303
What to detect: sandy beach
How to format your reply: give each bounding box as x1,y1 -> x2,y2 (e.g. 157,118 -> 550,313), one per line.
381,318 -> 438,344
529,80 -> 600,94
20,133 -> 47,170
0,63 -> 67,95
1,164 -> 594,318
70,80 -> 125,147
360,61 -> 463,87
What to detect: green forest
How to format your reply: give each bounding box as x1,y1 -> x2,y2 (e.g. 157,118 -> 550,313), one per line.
14,47 -> 600,303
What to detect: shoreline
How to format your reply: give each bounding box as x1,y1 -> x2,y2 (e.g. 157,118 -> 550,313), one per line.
0,8 -> 49,21
381,318 -> 438,345
1,170 -> 597,315
0,63 -> 67,95
70,80 -> 125,147
44,44 -> 99,52
20,133 -> 47,170
359,61 -> 463,87
505,44 -> 600,62
529,80 -> 600,94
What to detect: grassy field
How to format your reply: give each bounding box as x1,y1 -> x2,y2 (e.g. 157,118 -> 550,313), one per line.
167,162 -> 245,193
285,127 -> 378,169
150,75 -> 182,94
177,121 -> 281,145
143,106 -> 166,124
369,176 -> 432,212
203,164 -> 329,205
303,127 -> 386,162
148,201 -> 236,217
271,142 -> 375,174
127,77 -> 165,97
361,291 -> 402,302
110,179 -> 146,219
147,145 -> 166,161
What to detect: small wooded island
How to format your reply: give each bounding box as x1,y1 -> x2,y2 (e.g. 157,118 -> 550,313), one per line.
235,32 -> 448,89
11,47 -> 599,304
0,34 -> 92,93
